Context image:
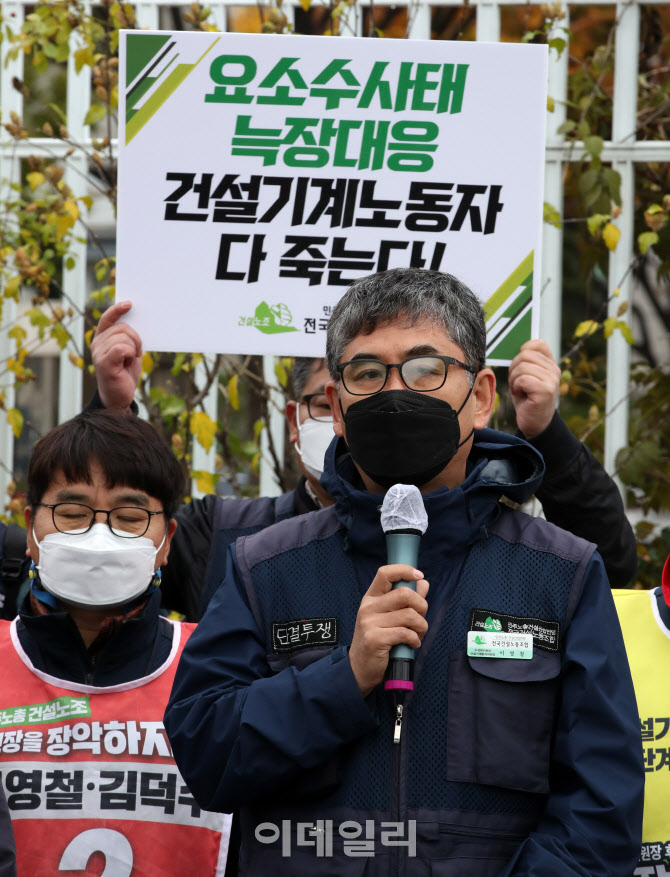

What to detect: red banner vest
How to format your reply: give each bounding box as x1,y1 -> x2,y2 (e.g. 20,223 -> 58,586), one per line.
0,617 -> 230,876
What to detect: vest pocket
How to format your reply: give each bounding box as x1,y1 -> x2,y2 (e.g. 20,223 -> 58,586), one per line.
446,649 -> 561,794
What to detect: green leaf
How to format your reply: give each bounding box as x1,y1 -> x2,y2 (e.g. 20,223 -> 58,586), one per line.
577,119 -> 591,139
586,213 -> 609,237
602,168 -> 622,204
25,307 -> 51,330
74,45 -> 95,73
543,201 -> 562,228
50,324 -> 70,349
47,102 -> 67,124
547,37 -> 566,57
8,325 -> 27,345
84,104 -> 106,127
616,320 -> 634,345
578,168 -> 599,198
557,120 -> 577,136
638,231 -> 658,255
171,352 -> 186,377
603,316 -> 617,339
3,276 -> 22,300
153,393 -> 185,418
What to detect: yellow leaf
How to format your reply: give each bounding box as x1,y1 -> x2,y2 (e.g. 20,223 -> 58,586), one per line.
573,320 -> 599,339
3,276 -> 22,300
8,325 -> 27,344
602,316 -> 617,339
26,171 -> 45,191
53,213 -> 74,242
617,320 -> 634,345
7,407 -> 23,438
80,195 -> 93,210
602,222 -> 620,252
546,96 -> 555,113
228,374 -> 239,411
274,359 -> 288,388
141,351 -> 154,376
617,301 -> 629,317
300,0 -> 311,10
64,199 -> 79,220
191,469 -> 219,495
68,353 -> 84,369
190,410 -> 217,452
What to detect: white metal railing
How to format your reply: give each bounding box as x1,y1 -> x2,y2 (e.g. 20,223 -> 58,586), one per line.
1,0 -> 670,503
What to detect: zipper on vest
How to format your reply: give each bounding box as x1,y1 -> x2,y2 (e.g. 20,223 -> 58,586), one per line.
85,654 -> 97,686
393,703 -> 403,744
391,693 -> 410,877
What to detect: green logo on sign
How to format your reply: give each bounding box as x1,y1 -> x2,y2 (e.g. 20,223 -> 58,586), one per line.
0,695 -> 91,727
484,616 -> 502,631
473,635 -> 486,645
240,302 -> 299,335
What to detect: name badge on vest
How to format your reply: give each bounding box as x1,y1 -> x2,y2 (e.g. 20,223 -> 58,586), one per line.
272,617 -> 338,652
467,630 -> 533,659
468,609 -> 561,656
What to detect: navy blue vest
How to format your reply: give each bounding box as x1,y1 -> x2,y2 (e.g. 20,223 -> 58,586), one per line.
199,491 -> 297,617
233,502 -> 593,876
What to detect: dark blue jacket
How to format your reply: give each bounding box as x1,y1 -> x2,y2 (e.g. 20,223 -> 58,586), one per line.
166,429 -> 643,876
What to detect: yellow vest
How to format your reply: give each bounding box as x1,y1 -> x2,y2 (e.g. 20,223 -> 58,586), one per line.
614,588 -> 670,874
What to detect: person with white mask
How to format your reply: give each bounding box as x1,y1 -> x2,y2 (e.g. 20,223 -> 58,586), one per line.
0,410 -> 230,877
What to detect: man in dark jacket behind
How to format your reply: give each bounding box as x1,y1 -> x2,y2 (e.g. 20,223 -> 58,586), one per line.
165,267 -> 643,877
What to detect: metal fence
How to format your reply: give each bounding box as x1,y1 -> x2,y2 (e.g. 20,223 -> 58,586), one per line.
1,0 -> 668,503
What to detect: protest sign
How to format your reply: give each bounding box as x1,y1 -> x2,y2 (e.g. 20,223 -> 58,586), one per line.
117,31 -> 547,362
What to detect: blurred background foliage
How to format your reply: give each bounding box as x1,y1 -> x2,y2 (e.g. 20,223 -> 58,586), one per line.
1,0 -> 669,586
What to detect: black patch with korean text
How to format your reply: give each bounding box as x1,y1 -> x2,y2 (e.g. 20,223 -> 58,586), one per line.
272,617 -> 338,652
469,608 -> 560,652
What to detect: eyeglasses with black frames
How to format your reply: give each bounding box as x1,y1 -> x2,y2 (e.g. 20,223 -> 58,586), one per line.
337,355 -> 476,396
35,503 -> 166,538
301,393 -> 333,422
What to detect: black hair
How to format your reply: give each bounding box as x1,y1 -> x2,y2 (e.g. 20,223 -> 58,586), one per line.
26,409 -> 185,518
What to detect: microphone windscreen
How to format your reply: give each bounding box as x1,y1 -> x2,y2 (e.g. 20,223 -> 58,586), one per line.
380,484 -> 428,535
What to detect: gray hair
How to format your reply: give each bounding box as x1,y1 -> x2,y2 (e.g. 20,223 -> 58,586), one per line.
325,268 -> 486,382
291,357 -> 326,399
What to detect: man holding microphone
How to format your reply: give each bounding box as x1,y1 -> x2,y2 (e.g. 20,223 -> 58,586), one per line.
165,267 -> 643,877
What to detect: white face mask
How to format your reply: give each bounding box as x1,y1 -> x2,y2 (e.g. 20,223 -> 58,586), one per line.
34,523 -> 164,609
295,404 -> 335,480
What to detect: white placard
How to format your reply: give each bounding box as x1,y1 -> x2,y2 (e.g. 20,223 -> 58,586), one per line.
117,31 -> 547,363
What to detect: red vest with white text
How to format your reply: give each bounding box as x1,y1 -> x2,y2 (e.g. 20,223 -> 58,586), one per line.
0,618 -> 230,877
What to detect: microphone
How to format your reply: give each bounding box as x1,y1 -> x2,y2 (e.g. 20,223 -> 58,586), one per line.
380,484 -> 428,692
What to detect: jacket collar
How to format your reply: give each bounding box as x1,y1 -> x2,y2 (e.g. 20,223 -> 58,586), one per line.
320,428 -> 544,562
16,588 -> 164,684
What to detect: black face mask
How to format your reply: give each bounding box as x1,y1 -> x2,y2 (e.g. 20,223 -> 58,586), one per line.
342,387 -> 474,489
